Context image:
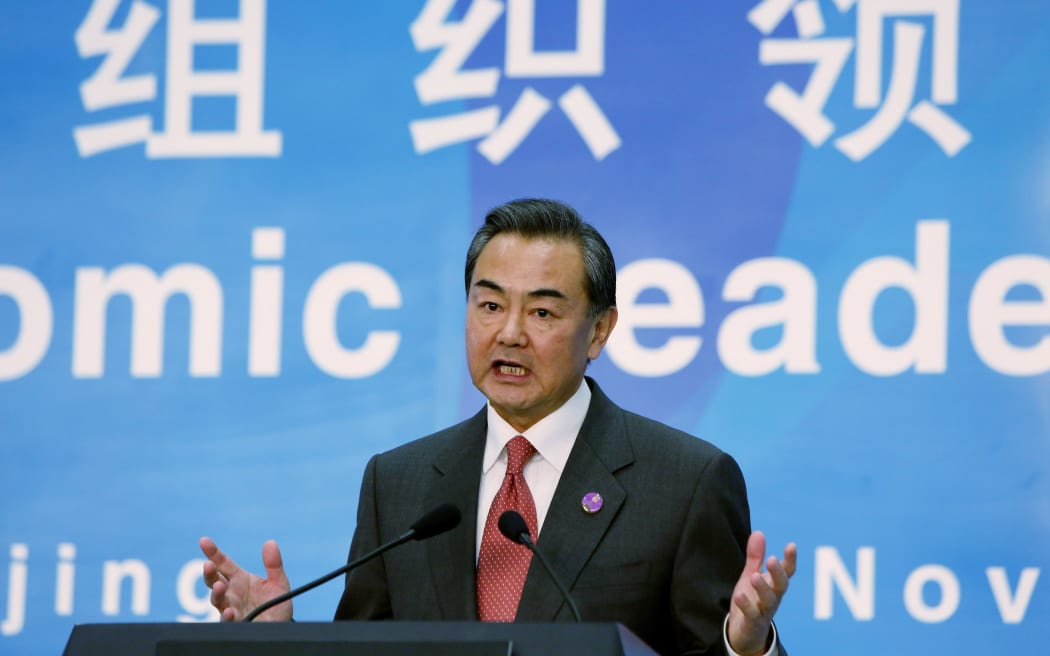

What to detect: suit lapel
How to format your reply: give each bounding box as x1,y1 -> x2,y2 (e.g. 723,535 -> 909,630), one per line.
516,380 -> 634,621
425,410 -> 486,620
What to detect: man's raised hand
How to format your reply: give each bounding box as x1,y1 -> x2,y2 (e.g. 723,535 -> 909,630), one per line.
727,531 -> 797,656
199,537 -> 293,622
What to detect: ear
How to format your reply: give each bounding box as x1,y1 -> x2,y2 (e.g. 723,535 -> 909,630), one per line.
587,306 -> 618,360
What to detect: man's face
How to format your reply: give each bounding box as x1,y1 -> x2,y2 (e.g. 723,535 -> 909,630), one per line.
466,233 -> 617,432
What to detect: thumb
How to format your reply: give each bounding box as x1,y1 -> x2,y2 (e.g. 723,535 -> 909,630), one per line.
261,540 -> 288,586
744,530 -> 767,575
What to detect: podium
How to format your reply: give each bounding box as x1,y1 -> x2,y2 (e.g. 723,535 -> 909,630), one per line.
63,621 -> 660,655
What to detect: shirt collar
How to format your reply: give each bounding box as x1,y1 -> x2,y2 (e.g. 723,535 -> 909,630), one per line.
483,380 -> 592,474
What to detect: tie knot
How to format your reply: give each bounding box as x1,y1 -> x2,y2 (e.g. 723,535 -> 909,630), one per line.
505,435 -> 536,475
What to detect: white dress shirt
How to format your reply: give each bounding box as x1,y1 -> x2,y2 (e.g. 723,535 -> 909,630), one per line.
475,379 -> 778,656
475,380 -> 591,550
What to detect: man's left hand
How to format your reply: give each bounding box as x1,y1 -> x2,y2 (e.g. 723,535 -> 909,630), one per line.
727,531 -> 797,655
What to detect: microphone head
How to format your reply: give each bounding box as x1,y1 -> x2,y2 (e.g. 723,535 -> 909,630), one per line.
498,510 -> 531,545
410,503 -> 461,540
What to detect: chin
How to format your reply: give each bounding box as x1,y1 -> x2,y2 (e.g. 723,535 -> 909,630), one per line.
485,387 -> 536,415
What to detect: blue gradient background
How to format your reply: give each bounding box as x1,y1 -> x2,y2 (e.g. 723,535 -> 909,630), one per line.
1,2 -> 1047,654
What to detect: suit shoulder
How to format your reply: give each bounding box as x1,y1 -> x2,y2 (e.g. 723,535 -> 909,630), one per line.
616,406 -> 739,471
587,378 -> 730,464
622,407 -> 720,449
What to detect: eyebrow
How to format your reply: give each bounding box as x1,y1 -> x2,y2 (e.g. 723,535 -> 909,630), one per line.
474,279 -> 568,301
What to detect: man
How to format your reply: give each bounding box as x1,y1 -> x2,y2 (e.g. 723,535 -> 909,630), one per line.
201,199 -> 796,655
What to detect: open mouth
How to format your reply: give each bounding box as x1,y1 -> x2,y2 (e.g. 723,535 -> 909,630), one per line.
494,361 -> 528,376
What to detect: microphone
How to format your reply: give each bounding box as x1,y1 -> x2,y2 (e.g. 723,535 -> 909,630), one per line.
498,510 -> 582,622
244,503 -> 461,622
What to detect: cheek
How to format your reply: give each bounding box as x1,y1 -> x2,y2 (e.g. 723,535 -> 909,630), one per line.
465,344 -> 487,383
540,334 -> 582,365
465,317 -> 482,345
465,334 -> 482,360
465,327 -> 490,366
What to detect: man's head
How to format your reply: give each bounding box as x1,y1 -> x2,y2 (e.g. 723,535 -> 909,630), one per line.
464,199 -> 617,319
464,199 -> 618,432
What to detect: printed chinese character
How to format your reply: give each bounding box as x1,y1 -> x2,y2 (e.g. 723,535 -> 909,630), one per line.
73,0 -> 282,159
409,0 -> 620,165
749,0 -> 970,161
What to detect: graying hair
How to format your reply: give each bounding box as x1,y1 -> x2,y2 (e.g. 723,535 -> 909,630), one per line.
464,199 -> 616,318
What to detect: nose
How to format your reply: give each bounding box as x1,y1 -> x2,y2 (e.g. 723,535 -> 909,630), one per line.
496,311 -> 527,347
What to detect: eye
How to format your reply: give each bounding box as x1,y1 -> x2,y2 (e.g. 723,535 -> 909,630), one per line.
535,308 -> 550,318
485,302 -> 500,312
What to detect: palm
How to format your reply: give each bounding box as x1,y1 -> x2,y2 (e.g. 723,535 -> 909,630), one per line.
230,568 -> 291,621
200,537 -> 292,622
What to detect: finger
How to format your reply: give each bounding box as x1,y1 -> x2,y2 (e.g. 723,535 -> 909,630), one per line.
202,560 -> 227,589
766,555 -> 790,597
199,536 -> 218,558
783,542 -> 798,578
732,581 -> 762,620
210,579 -> 228,610
743,531 -> 767,574
261,540 -> 288,586
200,536 -> 243,580
221,607 -> 237,622
750,571 -> 780,614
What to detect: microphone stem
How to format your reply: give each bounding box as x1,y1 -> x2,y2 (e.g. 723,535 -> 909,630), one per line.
522,536 -> 582,622
244,529 -> 414,622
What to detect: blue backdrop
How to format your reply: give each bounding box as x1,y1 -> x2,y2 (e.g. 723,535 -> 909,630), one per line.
1,1 -> 1048,654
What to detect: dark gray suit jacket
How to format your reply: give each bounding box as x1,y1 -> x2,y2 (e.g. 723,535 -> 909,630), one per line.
335,378 -> 762,656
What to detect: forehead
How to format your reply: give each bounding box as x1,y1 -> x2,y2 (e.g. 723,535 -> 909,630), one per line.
472,233 -> 587,294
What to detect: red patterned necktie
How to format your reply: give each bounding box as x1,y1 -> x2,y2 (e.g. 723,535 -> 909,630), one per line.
476,435 -> 539,622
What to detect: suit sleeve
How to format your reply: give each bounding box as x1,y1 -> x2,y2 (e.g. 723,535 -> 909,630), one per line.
672,450 -> 752,655
333,454 -> 393,620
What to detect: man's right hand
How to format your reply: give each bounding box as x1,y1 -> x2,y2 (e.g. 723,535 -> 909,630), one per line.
200,536 -> 293,622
